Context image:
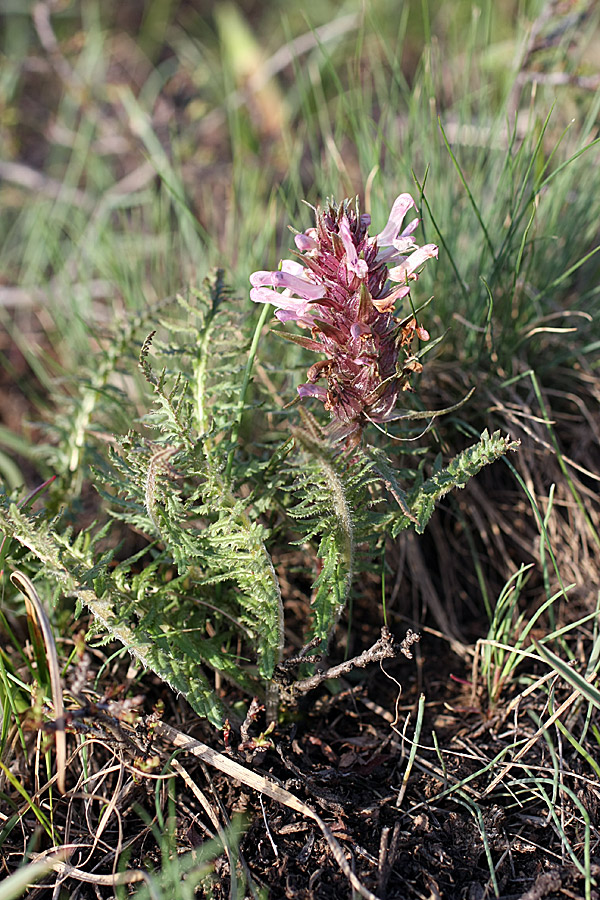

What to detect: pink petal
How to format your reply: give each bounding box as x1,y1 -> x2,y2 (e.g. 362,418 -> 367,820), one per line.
388,244 -> 439,282
275,308 -> 318,325
377,193 -> 416,247
294,232 -> 318,252
339,217 -> 368,279
281,259 -> 306,276
372,284 -> 411,311
339,217 -> 358,265
250,286 -> 288,305
353,259 -> 369,278
250,270 -> 275,287
376,218 -> 421,263
390,239 -> 418,256
298,384 -> 328,401
250,287 -> 313,315
399,216 -> 420,238
250,269 -> 324,300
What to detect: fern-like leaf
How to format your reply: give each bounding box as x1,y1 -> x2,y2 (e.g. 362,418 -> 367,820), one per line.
387,429 -> 520,536
0,501 -> 238,726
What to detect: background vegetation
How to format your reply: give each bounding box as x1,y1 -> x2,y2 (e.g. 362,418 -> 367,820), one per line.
0,0 -> 599,897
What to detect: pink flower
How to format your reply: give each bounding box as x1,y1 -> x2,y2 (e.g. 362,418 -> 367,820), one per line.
250,194 -> 438,443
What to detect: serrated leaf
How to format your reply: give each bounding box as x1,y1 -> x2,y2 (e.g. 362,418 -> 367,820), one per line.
0,503 -> 256,726
408,429 -> 520,534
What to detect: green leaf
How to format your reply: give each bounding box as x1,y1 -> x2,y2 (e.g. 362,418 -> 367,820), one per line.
407,429 -> 519,535
533,639 -> 600,711
0,503 -> 233,725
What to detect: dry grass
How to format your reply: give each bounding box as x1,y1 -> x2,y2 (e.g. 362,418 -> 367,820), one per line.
1,2 -> 600,898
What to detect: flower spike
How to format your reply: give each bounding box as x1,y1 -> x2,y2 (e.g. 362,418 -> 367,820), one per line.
250,194 -> 438,444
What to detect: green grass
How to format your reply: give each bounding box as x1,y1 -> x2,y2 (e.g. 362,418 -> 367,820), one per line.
1,0 -> 599,896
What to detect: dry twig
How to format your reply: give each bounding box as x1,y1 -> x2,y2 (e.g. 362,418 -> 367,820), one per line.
155,719 -> 381,900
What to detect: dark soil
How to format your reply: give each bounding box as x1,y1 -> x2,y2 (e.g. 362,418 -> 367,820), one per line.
2,590 -> 598,900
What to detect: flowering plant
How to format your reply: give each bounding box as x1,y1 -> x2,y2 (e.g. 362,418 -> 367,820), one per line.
0,230 -> 519,733
250,194 -> 438,444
